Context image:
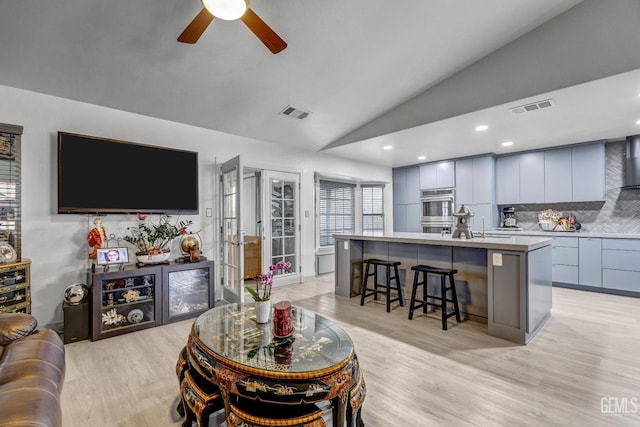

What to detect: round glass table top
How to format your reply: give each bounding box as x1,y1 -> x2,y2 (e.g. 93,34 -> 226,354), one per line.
193,303 -> 354,374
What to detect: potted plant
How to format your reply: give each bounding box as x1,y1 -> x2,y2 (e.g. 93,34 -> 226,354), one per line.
246,261 -> 291,323
123,213 -> 192,264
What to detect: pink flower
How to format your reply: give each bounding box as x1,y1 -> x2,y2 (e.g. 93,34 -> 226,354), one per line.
137,213 -> 147,221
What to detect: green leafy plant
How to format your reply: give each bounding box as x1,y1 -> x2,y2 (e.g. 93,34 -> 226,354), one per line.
123,213 -> 192,254
245,261 -> 292,301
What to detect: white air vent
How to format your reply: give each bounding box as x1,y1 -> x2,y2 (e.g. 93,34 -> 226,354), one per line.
279,105 -> 311,120
510,99 -> 555,115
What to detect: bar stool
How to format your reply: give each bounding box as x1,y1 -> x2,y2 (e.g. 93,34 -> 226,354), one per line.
228,399 -> 326,427
408,265 -> 461,330
359,258 -> 404,312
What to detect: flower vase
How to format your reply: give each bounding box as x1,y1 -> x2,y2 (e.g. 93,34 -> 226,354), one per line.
254,300 -> 272,324
136,249 -> 171,264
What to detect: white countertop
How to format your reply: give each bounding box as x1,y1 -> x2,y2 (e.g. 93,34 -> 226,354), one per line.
482,229 -> 640,239
335,232 -> 551,252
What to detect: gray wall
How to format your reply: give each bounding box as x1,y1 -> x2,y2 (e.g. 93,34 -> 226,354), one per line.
500,140 -> 640,233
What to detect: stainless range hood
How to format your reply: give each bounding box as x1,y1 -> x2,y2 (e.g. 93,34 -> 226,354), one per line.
624,135 -> 640,189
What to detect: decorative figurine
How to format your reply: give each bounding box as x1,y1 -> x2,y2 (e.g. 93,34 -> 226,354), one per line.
452,205 -> 474,239
101,308 -> 125,326
87,217 -> 107,259
122,289 -> 140,303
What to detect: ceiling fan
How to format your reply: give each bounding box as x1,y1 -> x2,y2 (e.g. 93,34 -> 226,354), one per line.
178,0 -> 287,54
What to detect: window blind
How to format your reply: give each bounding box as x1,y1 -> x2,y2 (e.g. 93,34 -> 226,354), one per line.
362,185 -> 384,233
319,180 -> 355,247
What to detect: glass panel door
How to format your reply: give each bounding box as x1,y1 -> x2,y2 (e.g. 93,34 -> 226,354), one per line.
264,171 -> 300,286
221,156 -> 244,303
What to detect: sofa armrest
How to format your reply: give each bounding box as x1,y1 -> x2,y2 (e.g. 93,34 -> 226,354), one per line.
0,313 -> 37,345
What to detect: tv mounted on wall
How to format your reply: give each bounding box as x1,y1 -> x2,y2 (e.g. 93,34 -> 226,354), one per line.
58,132 -> 199,214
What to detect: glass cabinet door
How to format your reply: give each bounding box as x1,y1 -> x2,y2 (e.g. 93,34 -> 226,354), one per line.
91,265 -> 161,341
162,261 -> 215,324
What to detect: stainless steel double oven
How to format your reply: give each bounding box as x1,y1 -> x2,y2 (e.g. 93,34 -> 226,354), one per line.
420,188 -> 455,233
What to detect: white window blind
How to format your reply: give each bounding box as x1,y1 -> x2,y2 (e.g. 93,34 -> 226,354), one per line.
362,185 -> 384,233
319,180 -> 355,247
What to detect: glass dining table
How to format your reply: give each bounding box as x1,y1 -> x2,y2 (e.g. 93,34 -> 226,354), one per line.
178,303 -> 365,427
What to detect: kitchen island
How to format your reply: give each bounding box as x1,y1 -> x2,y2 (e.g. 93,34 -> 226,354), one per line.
334,232 -> 552,344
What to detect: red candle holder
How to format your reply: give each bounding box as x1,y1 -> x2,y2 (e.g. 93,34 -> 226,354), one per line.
273,300 -> 293,338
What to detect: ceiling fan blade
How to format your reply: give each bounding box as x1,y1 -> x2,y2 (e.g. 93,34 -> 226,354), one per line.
178,8 -> 215,44
240,8 -> 287,54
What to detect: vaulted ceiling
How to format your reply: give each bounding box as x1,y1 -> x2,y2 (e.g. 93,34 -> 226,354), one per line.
1,0 -> 639,167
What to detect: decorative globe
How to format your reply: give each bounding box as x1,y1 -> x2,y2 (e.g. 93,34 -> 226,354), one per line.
180,235 -> 200,254
63,283 -> 89,305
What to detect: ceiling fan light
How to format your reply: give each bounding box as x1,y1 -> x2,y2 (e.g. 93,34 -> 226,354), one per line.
202,0 -> 247,20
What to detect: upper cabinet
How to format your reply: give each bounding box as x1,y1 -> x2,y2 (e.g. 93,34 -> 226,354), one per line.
496,142 -> 605,204
393,166 -> 420,205
496,155 -> 520,205
544,148 -> 573,203
419,161 -> 455,190
519,152 -> 545,204
455,156 -> 495,205
571,143 -> 605,202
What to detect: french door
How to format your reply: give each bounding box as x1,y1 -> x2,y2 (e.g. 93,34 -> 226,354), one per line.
263,170 -> 300,286
221,156 -> 244,303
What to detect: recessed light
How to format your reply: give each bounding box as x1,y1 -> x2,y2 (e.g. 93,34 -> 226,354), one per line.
501,141 -> 514,147
417,156 -> 426,160
383,145 -> 393,150
475,125 -> 489,131
636,120 -> 640,125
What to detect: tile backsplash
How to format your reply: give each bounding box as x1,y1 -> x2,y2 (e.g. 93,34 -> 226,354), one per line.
497,140 -> 640,233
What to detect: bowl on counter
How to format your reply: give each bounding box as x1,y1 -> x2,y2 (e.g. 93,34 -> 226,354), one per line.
538,220 -> 556,231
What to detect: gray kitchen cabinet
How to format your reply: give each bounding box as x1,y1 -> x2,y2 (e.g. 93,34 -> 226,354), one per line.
519,152 -> 545,204
602,238 -> 640,292
420,161 -> 455,190
496,155 -> 520,204
393,203 -> 420,232
393,165 -> 420,232
406,203 -> 421,233
393,166 -> 420,205
455,159 -> 473,205
456,156 -> 495,216
393,204 -> 407,232
551,236 -> 578,285
578,237 -> 602,287
544,148 -> 572,203
472,156 -> 495,204
572,143 -> 605,202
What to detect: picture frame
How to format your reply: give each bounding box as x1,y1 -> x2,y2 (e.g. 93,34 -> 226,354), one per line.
96,247 -> 129,266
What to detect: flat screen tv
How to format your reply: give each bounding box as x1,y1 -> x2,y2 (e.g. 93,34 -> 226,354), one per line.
58,132 -> 198,214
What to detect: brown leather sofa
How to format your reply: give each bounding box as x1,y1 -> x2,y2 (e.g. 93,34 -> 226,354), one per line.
0,313 -> 65,427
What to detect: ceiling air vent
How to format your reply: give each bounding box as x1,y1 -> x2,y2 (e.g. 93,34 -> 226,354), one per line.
509,99 -> 555,115
279,105 -> 311,120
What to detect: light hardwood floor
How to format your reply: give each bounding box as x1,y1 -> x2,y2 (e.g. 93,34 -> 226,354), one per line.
61,275 -> 640,426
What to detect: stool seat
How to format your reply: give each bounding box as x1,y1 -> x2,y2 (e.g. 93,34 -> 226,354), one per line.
411,265 -> 458,275
408,264 -> 461,330
365,259 -> 401,267
360,259 -> 404,312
